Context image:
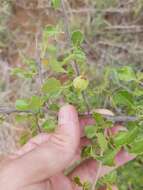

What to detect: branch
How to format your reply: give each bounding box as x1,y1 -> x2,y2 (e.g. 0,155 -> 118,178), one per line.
60,0 -> 80,75
0,107 -> 33,114
105,25 -> 143,33
60,0 -> 90,112
0,106 -> 138,122
79,113 -> 138,122
35,30 -> 43,86
92,160 -> 102,190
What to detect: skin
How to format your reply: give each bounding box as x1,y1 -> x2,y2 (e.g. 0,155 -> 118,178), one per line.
0,105 -> 134,190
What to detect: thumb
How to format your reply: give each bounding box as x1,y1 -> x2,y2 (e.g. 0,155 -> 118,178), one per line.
5,105 -> 80,188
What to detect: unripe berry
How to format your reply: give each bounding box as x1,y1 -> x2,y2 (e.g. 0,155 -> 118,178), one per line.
73,75 -> 89,91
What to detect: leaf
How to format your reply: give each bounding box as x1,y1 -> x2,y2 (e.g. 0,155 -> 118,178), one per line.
51,0 -> 60,9
49,59 -> 66,73
42,78 -> 62,96
29,96 -> 44,112
103,171 -> 117,184
113,90 -> 133,107
114,127 -> 139,147
130,139 -> 143,154
81,145 -> 94,158
116,66 -> 136,82
97,132 -> 108,151
44,26 -> 58,37
16,99 -> 29,111
42,119 -> 56,132
71,30 -> 84,47
94,109 -> 114,116
73,48 -> 86,62
73,176 -> 83,187
125,127 -> 139,144
102,149 -> 119,166
113,132 -> 127,147
11,68 -> 36,79
93,112 -> 104,125
84,125 -> 97,139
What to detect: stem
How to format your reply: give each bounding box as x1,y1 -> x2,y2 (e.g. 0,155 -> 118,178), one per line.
35,114 -> 42,133
0,107 -> 138,122
60,0 -> 90,112
0,107 -> 33,114
92,152 -> 103,190
60,0 -> 80,75
82,91 -> 90,114
35,30 -> 43,86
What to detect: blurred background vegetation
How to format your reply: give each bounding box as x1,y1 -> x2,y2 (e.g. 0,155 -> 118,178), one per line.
0,0 -> 143,189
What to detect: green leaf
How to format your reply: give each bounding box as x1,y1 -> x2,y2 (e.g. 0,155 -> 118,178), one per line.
93,112 -> 104,125
114,127 -> 139,147
130,139 -> 143,154
71,30 -> 84,47
113,132 -> 127,147
84,125 -> 97,139
49,59 -> 66,73
42,78 -> 62,96
29,96 -> 44,112
81,145 -> 94,158
11,67 -> 36,79
16,99 -> 29,111
73,48 -> 86,62
113,90 -> 133,107
97,132 -> 108,151
73,176 -> 83,187
42,119 -> 56,132
102,171 -> 117,184
44,26 -> 58,37
51,0 -> 60,9
117,66 -> 136,82
102,149 -> 119,166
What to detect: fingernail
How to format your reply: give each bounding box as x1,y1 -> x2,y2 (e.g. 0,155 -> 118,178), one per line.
58,104 -> 78,125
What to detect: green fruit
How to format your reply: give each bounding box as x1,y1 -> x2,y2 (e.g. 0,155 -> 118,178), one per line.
73,76 -> 89,91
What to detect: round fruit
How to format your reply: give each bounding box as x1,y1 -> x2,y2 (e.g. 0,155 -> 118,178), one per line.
73,75 -> 89,91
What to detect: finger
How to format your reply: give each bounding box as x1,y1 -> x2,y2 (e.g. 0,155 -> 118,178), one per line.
10,133 -> 51,159
5,105 -> 80,188
98,185 -> 118,190
49,173 -> 73,190
22,174 -> 73,190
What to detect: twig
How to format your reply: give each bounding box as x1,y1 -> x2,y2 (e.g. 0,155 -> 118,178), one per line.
97,41 -> 143,55
82,91 -> 90,114
79,112 -> 138,122
105,25 -> 143,33
35,30 -> 43,86
60,0 -> 72,46
0,107 -> 33,114
92,151 -> 103,190
0,106 -> 138,122
60,0 -> 80,75
92,161 -> 102,190
60,0 -> 90,112
35,114 -> 42,133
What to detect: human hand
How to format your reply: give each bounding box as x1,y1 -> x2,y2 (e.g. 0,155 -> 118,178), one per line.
0,105 -> 134,190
